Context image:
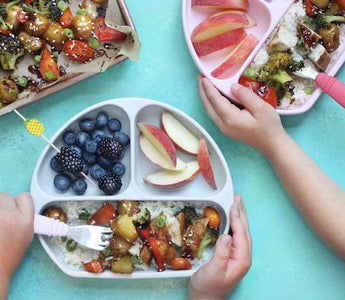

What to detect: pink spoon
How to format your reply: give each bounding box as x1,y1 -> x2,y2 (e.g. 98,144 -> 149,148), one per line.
293,60 -> 345,109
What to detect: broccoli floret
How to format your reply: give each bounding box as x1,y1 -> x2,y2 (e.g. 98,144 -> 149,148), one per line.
257,52 -> 301,102
0,34 -> 24,70
196,228 -> 218,259
132,208 -> 151,225
316,14 -> 345,29
23,0 -> 52,16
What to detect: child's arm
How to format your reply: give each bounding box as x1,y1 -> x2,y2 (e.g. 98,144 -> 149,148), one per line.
0,193 -> 34,300
199,77 -> 345,260
189,195 -> 252,300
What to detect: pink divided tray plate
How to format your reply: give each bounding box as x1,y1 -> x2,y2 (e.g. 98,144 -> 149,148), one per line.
182,0 -> 345,115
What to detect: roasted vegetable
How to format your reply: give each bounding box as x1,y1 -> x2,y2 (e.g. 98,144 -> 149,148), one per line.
110,234 -> 132,257
182,218 -> 209,259
111,214 -> 138,242
94,16 -> 127,42
62,39 -> 94,62
196,228 -> 218,259
0,34 -> 25,70
18,31 -> 44,52
83,259 -> 104,273
72,13 -> 93,40
23,0 -> 53,17
23,13 -> 50,36
40,47 -> 59,82
42,206 -> 67,223
168,257 -> 192,270
132,208 -> 151,225
319,23 -> 340,52
43,21 -> 67,45
203,206 -> 221,230
0,78 -> 19,104
316,14 -> 345,29
311,0 -> 329,9
111,255 -> 134,274
117,200 -> 140,216
88,202 -> 117,225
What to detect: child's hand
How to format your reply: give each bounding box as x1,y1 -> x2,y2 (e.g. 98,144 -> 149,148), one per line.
0,193 -> 34,287
188,195 -> 252,300
198,76 -> 286,155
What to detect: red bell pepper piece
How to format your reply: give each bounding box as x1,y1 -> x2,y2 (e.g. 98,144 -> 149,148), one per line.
137,228 -> 165,272
83,260 -> 104,273
88,202 -> 118,225
0,28 -> 11,35
40,47 -> 60,82
60,7 -> 73,28
303,0 -> 319,17
16,10 -> 29,24
94,16 -> 127,43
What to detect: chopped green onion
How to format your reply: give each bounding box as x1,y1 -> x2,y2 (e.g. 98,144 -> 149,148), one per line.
76,9 -> 88,15
52,51 -> 59,60
89,37 -> 100,49
15,76 -> 28,88
102,246 -> 111,257
131,256 -> 142,266
244,67 -> 257,79
62,28 -> 74,39
34,55 -> 41,63
8,88 -> 16,95
57,1 -> 68,12
45,70 -> 57,81
78,209 -> 90,221
155,214 -> 167,228
66,239 -> 77,252
304,86 -> 314,95
61,236 -> 67,242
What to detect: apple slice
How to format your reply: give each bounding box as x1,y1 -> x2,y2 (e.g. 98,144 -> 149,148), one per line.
197,136 -> 217,190
161,111 -> 199,156
139,134 -> 186,171
211,34 -> 258,79
193,28 -> 246,57
192,0 -> 249,11
144,161 -> 200,189
191,10 -> 255,43
137,122 -> 176,168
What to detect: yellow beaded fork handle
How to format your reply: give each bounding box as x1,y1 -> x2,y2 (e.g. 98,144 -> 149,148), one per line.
12,109 -> 96,187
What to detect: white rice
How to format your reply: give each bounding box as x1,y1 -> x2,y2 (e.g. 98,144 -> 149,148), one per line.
49,201 -> 215,272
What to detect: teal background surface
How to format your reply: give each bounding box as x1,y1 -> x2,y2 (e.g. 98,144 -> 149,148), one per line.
2,1 -> 345,299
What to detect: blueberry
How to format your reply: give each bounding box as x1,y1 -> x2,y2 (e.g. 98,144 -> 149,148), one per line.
107,118 -> 121,132
54,174 -> 71,192
70,145 -> 83,158
76,131 -> 91,148
85,139 -> 98,153
79,119 -> 95,132
62,130 -> 76,145
95,111 -> 109,129
114,131 -> 130,147
71,178 -> 87,195
92,130 -> 108,143
97,155 -> 113,169
112,162 -> 125,176
50,156 -> 62,173
83,152 -> 97,165
89,164 -> 107,181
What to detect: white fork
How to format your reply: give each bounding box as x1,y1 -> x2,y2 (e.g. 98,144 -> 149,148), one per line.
34,214 -> 113,251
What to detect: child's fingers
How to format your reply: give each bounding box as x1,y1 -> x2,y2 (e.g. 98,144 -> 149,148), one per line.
206,234 -> 233,272
231,83 -> 269,117
201,78 -> 241,122
198,76 -> 223,127
0,192 -> 16,209
237,196 -> 252,254
230,196 -> 251,257
15,192 -> 34,217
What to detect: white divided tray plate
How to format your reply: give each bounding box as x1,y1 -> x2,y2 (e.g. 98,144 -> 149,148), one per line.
31,97 -> 233,278
182,0 -> 345,115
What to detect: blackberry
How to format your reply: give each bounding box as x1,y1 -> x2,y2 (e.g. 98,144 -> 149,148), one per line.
99,137 -> 122,160
55,146 -> 84,174
98,174 -> 122,195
